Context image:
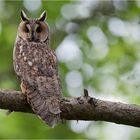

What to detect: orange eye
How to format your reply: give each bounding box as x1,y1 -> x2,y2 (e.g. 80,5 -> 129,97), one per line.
24,26 -> 29,33
36,26 -> 42,33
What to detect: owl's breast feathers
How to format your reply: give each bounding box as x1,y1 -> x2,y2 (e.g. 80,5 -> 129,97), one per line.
13,37 -> 61,127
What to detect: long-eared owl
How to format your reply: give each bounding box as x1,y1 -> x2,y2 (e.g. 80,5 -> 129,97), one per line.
13,10 -> 61,127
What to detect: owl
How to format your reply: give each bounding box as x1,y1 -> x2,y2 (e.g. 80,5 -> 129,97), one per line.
13,10 -> 61,127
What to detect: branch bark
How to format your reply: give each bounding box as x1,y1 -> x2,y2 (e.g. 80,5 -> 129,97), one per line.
0,89 -> 140,127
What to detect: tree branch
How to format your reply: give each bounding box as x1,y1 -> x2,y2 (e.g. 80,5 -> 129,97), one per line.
0,89 -> 140,127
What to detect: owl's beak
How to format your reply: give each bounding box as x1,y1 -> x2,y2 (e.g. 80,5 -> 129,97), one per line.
28,31 -> 36,42
31,31 -> 35,41
28,31 -> 39,42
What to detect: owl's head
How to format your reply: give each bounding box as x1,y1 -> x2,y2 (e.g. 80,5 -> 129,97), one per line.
18,10 -> 49,42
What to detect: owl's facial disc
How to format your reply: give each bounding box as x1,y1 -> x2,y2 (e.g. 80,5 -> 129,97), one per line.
18,11 -> 49,43
26,23 -> 42,42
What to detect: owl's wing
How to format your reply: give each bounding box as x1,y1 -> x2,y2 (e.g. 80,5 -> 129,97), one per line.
14,41 -> 61,127
21,80 -> 61,127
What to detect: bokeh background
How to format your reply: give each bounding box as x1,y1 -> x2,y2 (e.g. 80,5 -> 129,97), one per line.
0,0 -> 140,139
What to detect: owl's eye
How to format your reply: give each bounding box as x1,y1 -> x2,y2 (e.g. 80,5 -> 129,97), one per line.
36,26 -> 42,33
24,26 -> 29,33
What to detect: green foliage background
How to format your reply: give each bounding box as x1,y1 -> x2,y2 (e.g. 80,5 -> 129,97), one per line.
0,0 -> 140,139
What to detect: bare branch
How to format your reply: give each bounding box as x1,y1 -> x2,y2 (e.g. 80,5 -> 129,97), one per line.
0,89 -> 140,127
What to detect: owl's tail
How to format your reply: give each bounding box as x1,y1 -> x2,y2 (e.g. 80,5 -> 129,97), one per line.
26,89 -> 61,127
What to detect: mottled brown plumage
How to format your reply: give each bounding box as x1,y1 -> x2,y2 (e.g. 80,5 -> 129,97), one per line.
13,10 -> 61,127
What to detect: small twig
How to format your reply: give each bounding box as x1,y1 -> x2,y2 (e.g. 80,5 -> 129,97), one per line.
84,89 -> 88,97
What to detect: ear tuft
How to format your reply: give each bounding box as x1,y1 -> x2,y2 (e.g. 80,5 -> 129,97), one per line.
38,11 -> 47,21
21,10 -> 29,21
